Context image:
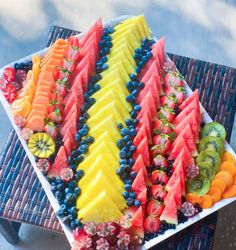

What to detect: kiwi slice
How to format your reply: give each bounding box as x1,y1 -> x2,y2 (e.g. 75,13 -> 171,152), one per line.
198,136 -> 224,156
28,132 -> 55,158
186,174 -> 210,197
201,122 -> 226,140
196,150 -> 221,172
198,162 -> 215,180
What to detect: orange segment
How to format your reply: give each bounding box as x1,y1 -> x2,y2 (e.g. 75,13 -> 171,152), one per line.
185,193 -> 202,204
220,161 -> 236,176
222,152 -> 235,164
207,187 -> 222,203
215,171 -> 233,188
200,195 -> 213,209
222,185 -> 236,199
211,178 -> 226,192
234,175 -> 236,185
32,55 -> 41,84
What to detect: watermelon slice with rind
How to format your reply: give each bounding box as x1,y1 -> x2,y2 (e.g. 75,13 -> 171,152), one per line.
152,37 -> 165,68
63,127 -> 76,149
60,112 -> 77,137
175,109 -> 200,142
179,89 -> 199,110
133,136 -> 150,166
64,91 -> 82,116
48,146 -> 68,178
137,110 -> 152,144
160,191 -> 178,225
64,137 -> 72,157
133,124 -> 147,147
173,123 -> 198,156
132,154 -> 152,186
64,103 -> 79,123
140,90 -> 157,120
131,168 -> 146,193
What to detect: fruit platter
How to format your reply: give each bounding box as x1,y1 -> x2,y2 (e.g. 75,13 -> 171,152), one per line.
0,15 -> 236,249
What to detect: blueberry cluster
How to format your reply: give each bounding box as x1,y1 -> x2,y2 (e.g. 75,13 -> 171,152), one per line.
50,171 -> 84,229
116,38 -> 155,207
52,27 -> 115,230
14,61 -> 33,71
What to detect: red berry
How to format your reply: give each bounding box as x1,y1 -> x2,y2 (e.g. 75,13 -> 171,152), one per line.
181,202 -> 196,217
151,170 -> 169,185
83,222 -> 97,236
164,71 -> 183,88
72,229 -> 92,249
165,86 -> 185,105
3,83 -> 17,103
151,134 -> 171,156
0,78 -> 7,90
60,168 -> 73,182
96,238 -> 109,250
158,107 -> 175,122
117,230 -> 131,248
153,119 -> 174,135
96,223 -> 110,237
37,159 -> 50,173
150,184 -> 167,200
163,61 -> 177,72
146,200 -> 164,217
160,96 -> 176,109
48,108 -> 62,123
144,216 -> 161,233
44,122 -> 58,138
3,67 -> 16,82
153,155 -> 168,169
56,80 -> 68,97
63,58 -> 75,72
15,69 -> 27,90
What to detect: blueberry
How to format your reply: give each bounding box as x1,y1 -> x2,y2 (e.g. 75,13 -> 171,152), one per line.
101,56 -> 107,63
134,104 -> 141,112
135,66 -> 140,73
68,181 -> 77,188
122,172 -> 128,179
134,199 -> 141,207
125,179 -> 132,185
130,110 -> 137,119
116,168 -> 122,175
69,206 -> 77,216
124,184 -> 132,191
83,93 -> 90,100
51,185 -> 57,193
79,128 -> 88,136
79,144 -> 88,154
67,155 -> 75,165
55,191 -> 63,199
130,171 -> 137,178
119,150 -> 127,159
117,123 -> 123,129
125,118 -> 132,126
106,41 -> 113,47
74,219 -> 82,227
126,81 -> 133,91
133,118 -> 139,126
76,155 -> 84,164
120,128 -> 128,136
66,193 -> 75,202
138,82 -> 144,89
84,136 -> 94,145
126,151 -> 131,158
120,164 -> 127,172
57,184 -> 64,190
71,150 -> 78,158
132,89 -> 139,97
76,169 -> 84,178
135,48 -> 141,54
89,97 -> 95,105
56,208 -> 64,217
128,158 -> 134,166
70,221 -> 76,229
129,128 -> 137,137
123,135 -> 130,142
96,61 -> 103,67
129,192 -> 136,198
83,113 -> 90,120
126,197 -> 134,206
75,133 -> 81,142
146,51 -> 153,58
74,187 -> 81,195
117,139 -> 123,149
120,159 -> 127,165
93,84 -> 101,92
122,191 -> 129,198
129,74 -> 136,81
141,56 -> 146,61
129,145 -> 137,152
134,54 -> 140,61
126,94 -> 135,103
126,140 -> 132,147
99,41 -> 105,48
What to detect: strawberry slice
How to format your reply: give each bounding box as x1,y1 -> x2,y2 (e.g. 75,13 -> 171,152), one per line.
2,84 -> 17,103
164,71 -> 183,88
3,67 -> 16,82
146,200 -> 164,217
151,134 -> 171,156
165,86 -> 186,105
144,215 -> 161,233
150,170 -> 169,185
158,106 -> 175,122
150,184 -> 167,200
153,119 -> 174,135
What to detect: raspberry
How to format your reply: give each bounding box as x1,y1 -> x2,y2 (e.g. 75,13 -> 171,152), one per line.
60,168 -> 74,182
117,230 -> 131,248
96,238 -> 109,250
186,165 -> 199,179
181,202 -> 196,217
20,128 -> 33,141
83,222 -> 97,236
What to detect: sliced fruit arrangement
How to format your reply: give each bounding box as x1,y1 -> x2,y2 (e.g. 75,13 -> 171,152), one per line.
1,15 -> 236,249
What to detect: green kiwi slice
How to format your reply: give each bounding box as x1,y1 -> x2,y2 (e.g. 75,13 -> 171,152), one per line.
198,162 -> 215,180
201,122 -> 226,140
196,150 -> 221,172
198,136 -> 224,156
186,174 -> 210,197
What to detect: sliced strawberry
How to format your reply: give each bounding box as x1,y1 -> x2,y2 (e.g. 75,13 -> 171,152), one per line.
3,67 -> 16,82
160,95 -> 176,109
151,134 -> 171,156
150,184 -> 167,200
153,155 -> 168,169
153,119 -> 174,135
144,216 -> 161,233
48,108 -> 62,123
146,200 -> 164,217
3,83 -> 17,103
158,107 -> 175,122
56,80 -> 68,97
165,86 -> 186,105
164,71 -> 183,88
44,122 -> 58,138
150,170 -> 169,185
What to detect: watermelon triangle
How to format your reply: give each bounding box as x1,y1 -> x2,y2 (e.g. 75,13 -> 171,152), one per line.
64,102 -> 79,123
64,137 -> 72,157
173,124 -> 198,157
166,158 -> 185,196
140,91 -> 157,120
133,136 -> 150,166
175,109 -> 200,142
179,89 -> 199,110
132,154 -> 152,186
131,168 -> 146,193
63,127 -> 76,148
140,60 -> 159,84
152,37 -> 165,68
81,32 -> 99,59
137,111 -> 152,144
137,187 -> 147,206
80,65 -> 89,93
133,124 -> 147,147
48,146 -> 68,178
160,192 -> 178,225
60,112 -> 77,137
64,90 -> 82,115
138,57 -> 154,80
137,74 -> 160,109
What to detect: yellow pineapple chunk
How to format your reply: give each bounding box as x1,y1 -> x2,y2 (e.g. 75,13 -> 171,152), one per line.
78,190 -> 123,223
76,170 -> 126,210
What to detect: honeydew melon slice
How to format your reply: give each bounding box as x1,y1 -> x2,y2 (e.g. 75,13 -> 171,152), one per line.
76,170 -> 126,210
92,86 -> 132,112
77,190 -> 123,223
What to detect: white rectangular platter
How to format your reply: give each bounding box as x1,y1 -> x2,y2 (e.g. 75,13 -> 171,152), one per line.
0,16 -> 235,249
